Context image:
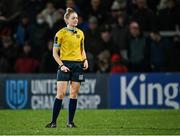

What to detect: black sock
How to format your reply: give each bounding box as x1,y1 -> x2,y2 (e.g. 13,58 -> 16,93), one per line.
68,98 -> 77,124
51,98 -> 62,123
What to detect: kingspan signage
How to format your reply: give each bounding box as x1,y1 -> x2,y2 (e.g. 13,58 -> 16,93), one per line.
109,73 -> 180,109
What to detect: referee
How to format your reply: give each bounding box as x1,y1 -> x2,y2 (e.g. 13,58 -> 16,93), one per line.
46,7 -> 88,128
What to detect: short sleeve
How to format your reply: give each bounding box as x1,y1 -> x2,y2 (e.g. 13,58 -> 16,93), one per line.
53,32 -> 62,48
81,32 -> 85,46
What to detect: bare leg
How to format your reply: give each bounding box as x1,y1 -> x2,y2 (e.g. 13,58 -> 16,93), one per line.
56,81 -> 68,99
70,81 -> 81,99
67,81 -> 81,127
51,81 -> 68,124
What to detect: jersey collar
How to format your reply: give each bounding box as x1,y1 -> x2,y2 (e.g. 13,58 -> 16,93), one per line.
65,27 -> 77,33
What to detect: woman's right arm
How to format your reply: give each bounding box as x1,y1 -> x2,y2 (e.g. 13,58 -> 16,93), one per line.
53,47 -> 70,72
53,47 -> 63,66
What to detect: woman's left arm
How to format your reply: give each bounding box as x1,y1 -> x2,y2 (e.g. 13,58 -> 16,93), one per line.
82,48 -> 88,70
81,34 -> 88,70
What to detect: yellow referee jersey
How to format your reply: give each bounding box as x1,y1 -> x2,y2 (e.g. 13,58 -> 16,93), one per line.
54,27 -> 85,61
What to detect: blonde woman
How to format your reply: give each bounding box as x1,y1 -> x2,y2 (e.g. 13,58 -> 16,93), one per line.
46,7 -> 88,128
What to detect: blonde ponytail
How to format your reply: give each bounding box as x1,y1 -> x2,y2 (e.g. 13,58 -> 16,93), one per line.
64,7 -> 75,19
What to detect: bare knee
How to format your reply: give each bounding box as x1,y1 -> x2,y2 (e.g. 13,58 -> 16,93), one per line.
56,81 -> 68,99
70,90 -> 78,99
69,82 -> 80,99
56,91 -> 65,99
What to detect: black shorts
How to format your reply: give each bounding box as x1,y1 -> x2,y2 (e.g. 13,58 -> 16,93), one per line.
57,61 -> 85,82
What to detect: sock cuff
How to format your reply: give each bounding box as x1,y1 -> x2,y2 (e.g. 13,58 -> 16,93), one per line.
55,98 -> 63,100
55,98 -> 63,103
69,98 -> 77,102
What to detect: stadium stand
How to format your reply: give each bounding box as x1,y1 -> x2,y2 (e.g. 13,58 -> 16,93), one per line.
0,0 -> 180,73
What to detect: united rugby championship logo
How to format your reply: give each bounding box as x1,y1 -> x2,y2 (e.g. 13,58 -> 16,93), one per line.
6,80 -> 28,109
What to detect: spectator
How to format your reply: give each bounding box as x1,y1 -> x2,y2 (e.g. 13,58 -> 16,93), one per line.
99,25 -> 119,55
86,52 -> 95,73
23,0 -> 45,23
146,0 -> 160,13
0,3 -> 5,17
148,31 -> 170,71
111,13 -> 129,59
157,0 -> 169,10
85,16 -> 101,57
40,40 -> 57,73
1,36 -> 18,71
0,4 -> 10,37
110,53 -> 128,73
30,12 -> 50,58
41,2 -> 57,28
15,42 -> 39,73
131,0 -> 156,31
0,36 -> 11,73
0,54 -> 11,73
166,35 -> 180,71
85,0 -> 106,25
128,21 -> 150,72
0,19 -> 11,37
157,0 -> 180,30
77,14 -> 88,32
106,0 -> 121,26
96,50 -> 111,73
51,8 -> 66,37
16,15 -> 31,47
0,0 -> 21,17
126,0 -> 136,15
65,0 -> 80,13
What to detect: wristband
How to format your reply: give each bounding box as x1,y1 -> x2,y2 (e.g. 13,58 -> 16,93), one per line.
59,64 -> 64,69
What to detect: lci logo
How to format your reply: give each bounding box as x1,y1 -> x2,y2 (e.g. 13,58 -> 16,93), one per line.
6,80 -> 28,109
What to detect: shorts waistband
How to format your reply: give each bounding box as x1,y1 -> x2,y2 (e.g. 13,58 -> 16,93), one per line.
61,60 -> 83,63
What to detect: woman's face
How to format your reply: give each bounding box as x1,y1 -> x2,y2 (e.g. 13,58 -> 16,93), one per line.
66,12 -> 78,27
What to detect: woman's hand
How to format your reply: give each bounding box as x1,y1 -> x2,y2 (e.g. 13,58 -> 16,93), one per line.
60,65 -> 70,72
83,60 -> 88,70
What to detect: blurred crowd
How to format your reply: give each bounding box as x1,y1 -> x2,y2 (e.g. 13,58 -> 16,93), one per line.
0,0 -> 180,73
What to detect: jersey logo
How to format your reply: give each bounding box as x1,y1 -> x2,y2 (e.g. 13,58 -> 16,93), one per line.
79,75 -> 84,80
76,34 -> 80,38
